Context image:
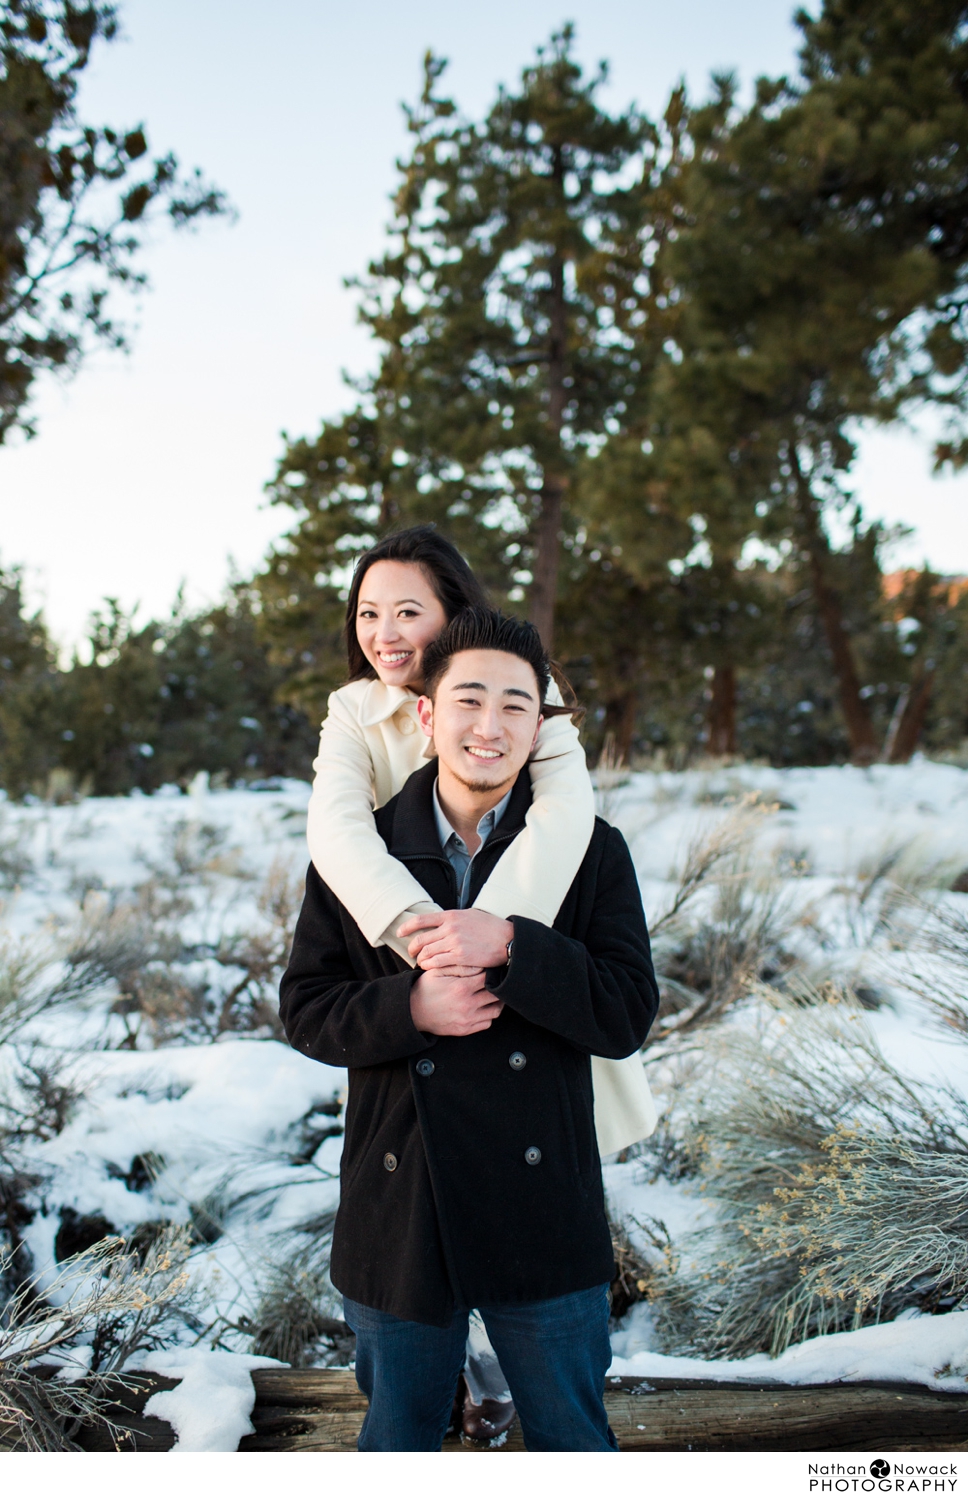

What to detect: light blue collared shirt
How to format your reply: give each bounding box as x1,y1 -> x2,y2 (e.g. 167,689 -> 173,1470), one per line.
432,780 -> 513,908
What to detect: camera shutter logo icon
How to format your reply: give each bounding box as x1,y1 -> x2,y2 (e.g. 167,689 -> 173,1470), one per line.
870,1460 -> 890,1478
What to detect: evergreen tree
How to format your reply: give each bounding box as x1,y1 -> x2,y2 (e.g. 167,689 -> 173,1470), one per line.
0,561 -> 59,795
261,30 -> 667,657
642,1 -> 968,763
0,0 -> 230,439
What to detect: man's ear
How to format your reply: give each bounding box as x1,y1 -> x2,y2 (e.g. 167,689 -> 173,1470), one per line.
529,713 -> 544,756
416,693 -> 435,740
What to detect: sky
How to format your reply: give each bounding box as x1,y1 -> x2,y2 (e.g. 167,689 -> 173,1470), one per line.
2,0 -> 968,652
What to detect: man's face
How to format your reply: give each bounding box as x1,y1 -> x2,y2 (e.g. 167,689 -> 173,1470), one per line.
417,648 -> 543,793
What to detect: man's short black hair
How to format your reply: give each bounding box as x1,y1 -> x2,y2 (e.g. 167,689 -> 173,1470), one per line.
421,607 -> 551,704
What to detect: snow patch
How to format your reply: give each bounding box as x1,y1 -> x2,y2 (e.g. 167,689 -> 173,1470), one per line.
609,1308 -> 968,1393
133,1348 -> 282,1452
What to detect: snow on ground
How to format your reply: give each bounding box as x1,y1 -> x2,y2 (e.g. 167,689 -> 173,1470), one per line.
2,760 -> 968,1448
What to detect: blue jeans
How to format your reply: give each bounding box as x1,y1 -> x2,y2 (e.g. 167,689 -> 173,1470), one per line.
343,1284 -> 617,1452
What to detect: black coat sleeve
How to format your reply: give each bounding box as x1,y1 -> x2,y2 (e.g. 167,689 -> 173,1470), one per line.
279,865 -> 433,1068
489,825 -> 658,1058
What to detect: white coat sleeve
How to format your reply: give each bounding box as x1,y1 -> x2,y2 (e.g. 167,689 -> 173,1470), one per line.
472,688 -> 595,926
306,691 -> 442,949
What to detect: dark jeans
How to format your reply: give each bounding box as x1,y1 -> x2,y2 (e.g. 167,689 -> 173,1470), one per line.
343,1283 -> 618,1452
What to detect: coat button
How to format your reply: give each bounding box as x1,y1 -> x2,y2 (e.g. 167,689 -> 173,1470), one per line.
416,1058 -> 435,1077
400,716 -> 416,735
524,1146 -> 542,1166
509,1051 -> 527,1071
383,1152 -> 398,1172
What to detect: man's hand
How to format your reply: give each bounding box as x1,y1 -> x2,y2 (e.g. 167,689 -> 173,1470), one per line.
398,909 -> 514,974
410,969 -> 504,1037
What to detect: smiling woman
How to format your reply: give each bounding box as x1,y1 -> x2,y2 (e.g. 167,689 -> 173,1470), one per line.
354,560 -> 448,689
344,527 -> 489,686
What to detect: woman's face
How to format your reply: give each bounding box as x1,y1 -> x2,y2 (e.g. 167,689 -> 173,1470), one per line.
355,559 -> 448,690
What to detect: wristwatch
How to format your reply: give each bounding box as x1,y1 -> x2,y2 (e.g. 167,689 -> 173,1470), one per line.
506,938 -> 514,963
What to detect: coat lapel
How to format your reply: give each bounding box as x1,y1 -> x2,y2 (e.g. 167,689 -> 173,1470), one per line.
382,759 -> 533,910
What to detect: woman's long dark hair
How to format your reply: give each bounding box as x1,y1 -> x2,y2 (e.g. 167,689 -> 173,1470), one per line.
344,525 -> 489,681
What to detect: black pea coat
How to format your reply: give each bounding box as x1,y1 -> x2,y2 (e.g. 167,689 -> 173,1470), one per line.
279,759 -> 658,1327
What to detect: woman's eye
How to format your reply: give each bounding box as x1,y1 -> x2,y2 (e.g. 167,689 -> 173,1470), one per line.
398,609 -> 417,618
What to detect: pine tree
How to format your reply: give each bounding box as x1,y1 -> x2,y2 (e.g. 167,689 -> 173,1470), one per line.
0,0 -> 229,439
643,0 -> 968,762
348,29 -> 661,647
0,562 -> 59,795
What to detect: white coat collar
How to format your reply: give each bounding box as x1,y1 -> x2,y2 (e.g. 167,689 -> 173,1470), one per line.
356,677 -> 420,728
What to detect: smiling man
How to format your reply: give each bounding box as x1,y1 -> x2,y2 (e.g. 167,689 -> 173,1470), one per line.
279,608 -> 658,1451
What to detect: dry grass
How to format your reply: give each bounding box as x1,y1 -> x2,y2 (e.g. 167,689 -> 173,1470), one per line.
649,801 -> 803,1037
3,821 -> 305,1050
242,1238 -> 352,1368
648,990 -> 968,1359
0,1228 -> 197,1451
890,894 -> 968,1039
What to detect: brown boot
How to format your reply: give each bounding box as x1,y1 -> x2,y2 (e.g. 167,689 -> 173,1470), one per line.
462,1392 -> 517,1447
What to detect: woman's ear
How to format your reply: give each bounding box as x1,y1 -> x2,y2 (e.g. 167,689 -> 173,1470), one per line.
416,694 -> 435,739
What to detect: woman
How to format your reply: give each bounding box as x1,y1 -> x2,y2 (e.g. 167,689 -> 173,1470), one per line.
305,523 -> 655,1440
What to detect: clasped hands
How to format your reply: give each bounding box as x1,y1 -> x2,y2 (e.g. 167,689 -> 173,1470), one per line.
401,909 -> 513,1038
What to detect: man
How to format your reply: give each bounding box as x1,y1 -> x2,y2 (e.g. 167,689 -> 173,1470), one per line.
279,607 -> 658,1451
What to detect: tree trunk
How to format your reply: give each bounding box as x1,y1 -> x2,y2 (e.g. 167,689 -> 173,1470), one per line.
530,150 -> 568,650
707,664 -> 737,755
530,472 -> 565,648
602,686 -> 637,765
887,664 -> 935,762
790,449 -> 878,765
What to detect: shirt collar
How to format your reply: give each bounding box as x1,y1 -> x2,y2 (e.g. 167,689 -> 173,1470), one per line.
432,778 -> 513,853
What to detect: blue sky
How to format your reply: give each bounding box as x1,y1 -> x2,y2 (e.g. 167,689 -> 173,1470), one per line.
2,0 -> 966,649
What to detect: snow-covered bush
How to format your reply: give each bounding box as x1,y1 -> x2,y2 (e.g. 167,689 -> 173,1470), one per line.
0,809 -> 33,892
895,892 -> 968,1039
649,801 -> 805,1037
0,1229 -> 198,1451
646,991 -> 968,1359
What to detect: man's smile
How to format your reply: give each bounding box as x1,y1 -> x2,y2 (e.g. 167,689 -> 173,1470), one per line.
463,745 -> 503,761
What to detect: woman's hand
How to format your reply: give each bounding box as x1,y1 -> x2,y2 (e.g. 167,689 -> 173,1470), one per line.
398,909 -> 514,973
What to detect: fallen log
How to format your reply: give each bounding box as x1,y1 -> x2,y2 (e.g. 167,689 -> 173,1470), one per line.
74,1373 -> 179,1452
68,1367 -> 968,1452
241,1369 -> 968,1453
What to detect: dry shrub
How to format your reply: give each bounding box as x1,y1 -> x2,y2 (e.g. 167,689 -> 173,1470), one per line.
0,808 -> 33,891
212,856 -> 304,1037
243,1239 -> 352,1368
649,991 -> 968,1359
0,1228 -> 197,1451
891,894 -> 968,1039
650,801 -> 802,1037
608,1213 -> 670,1321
